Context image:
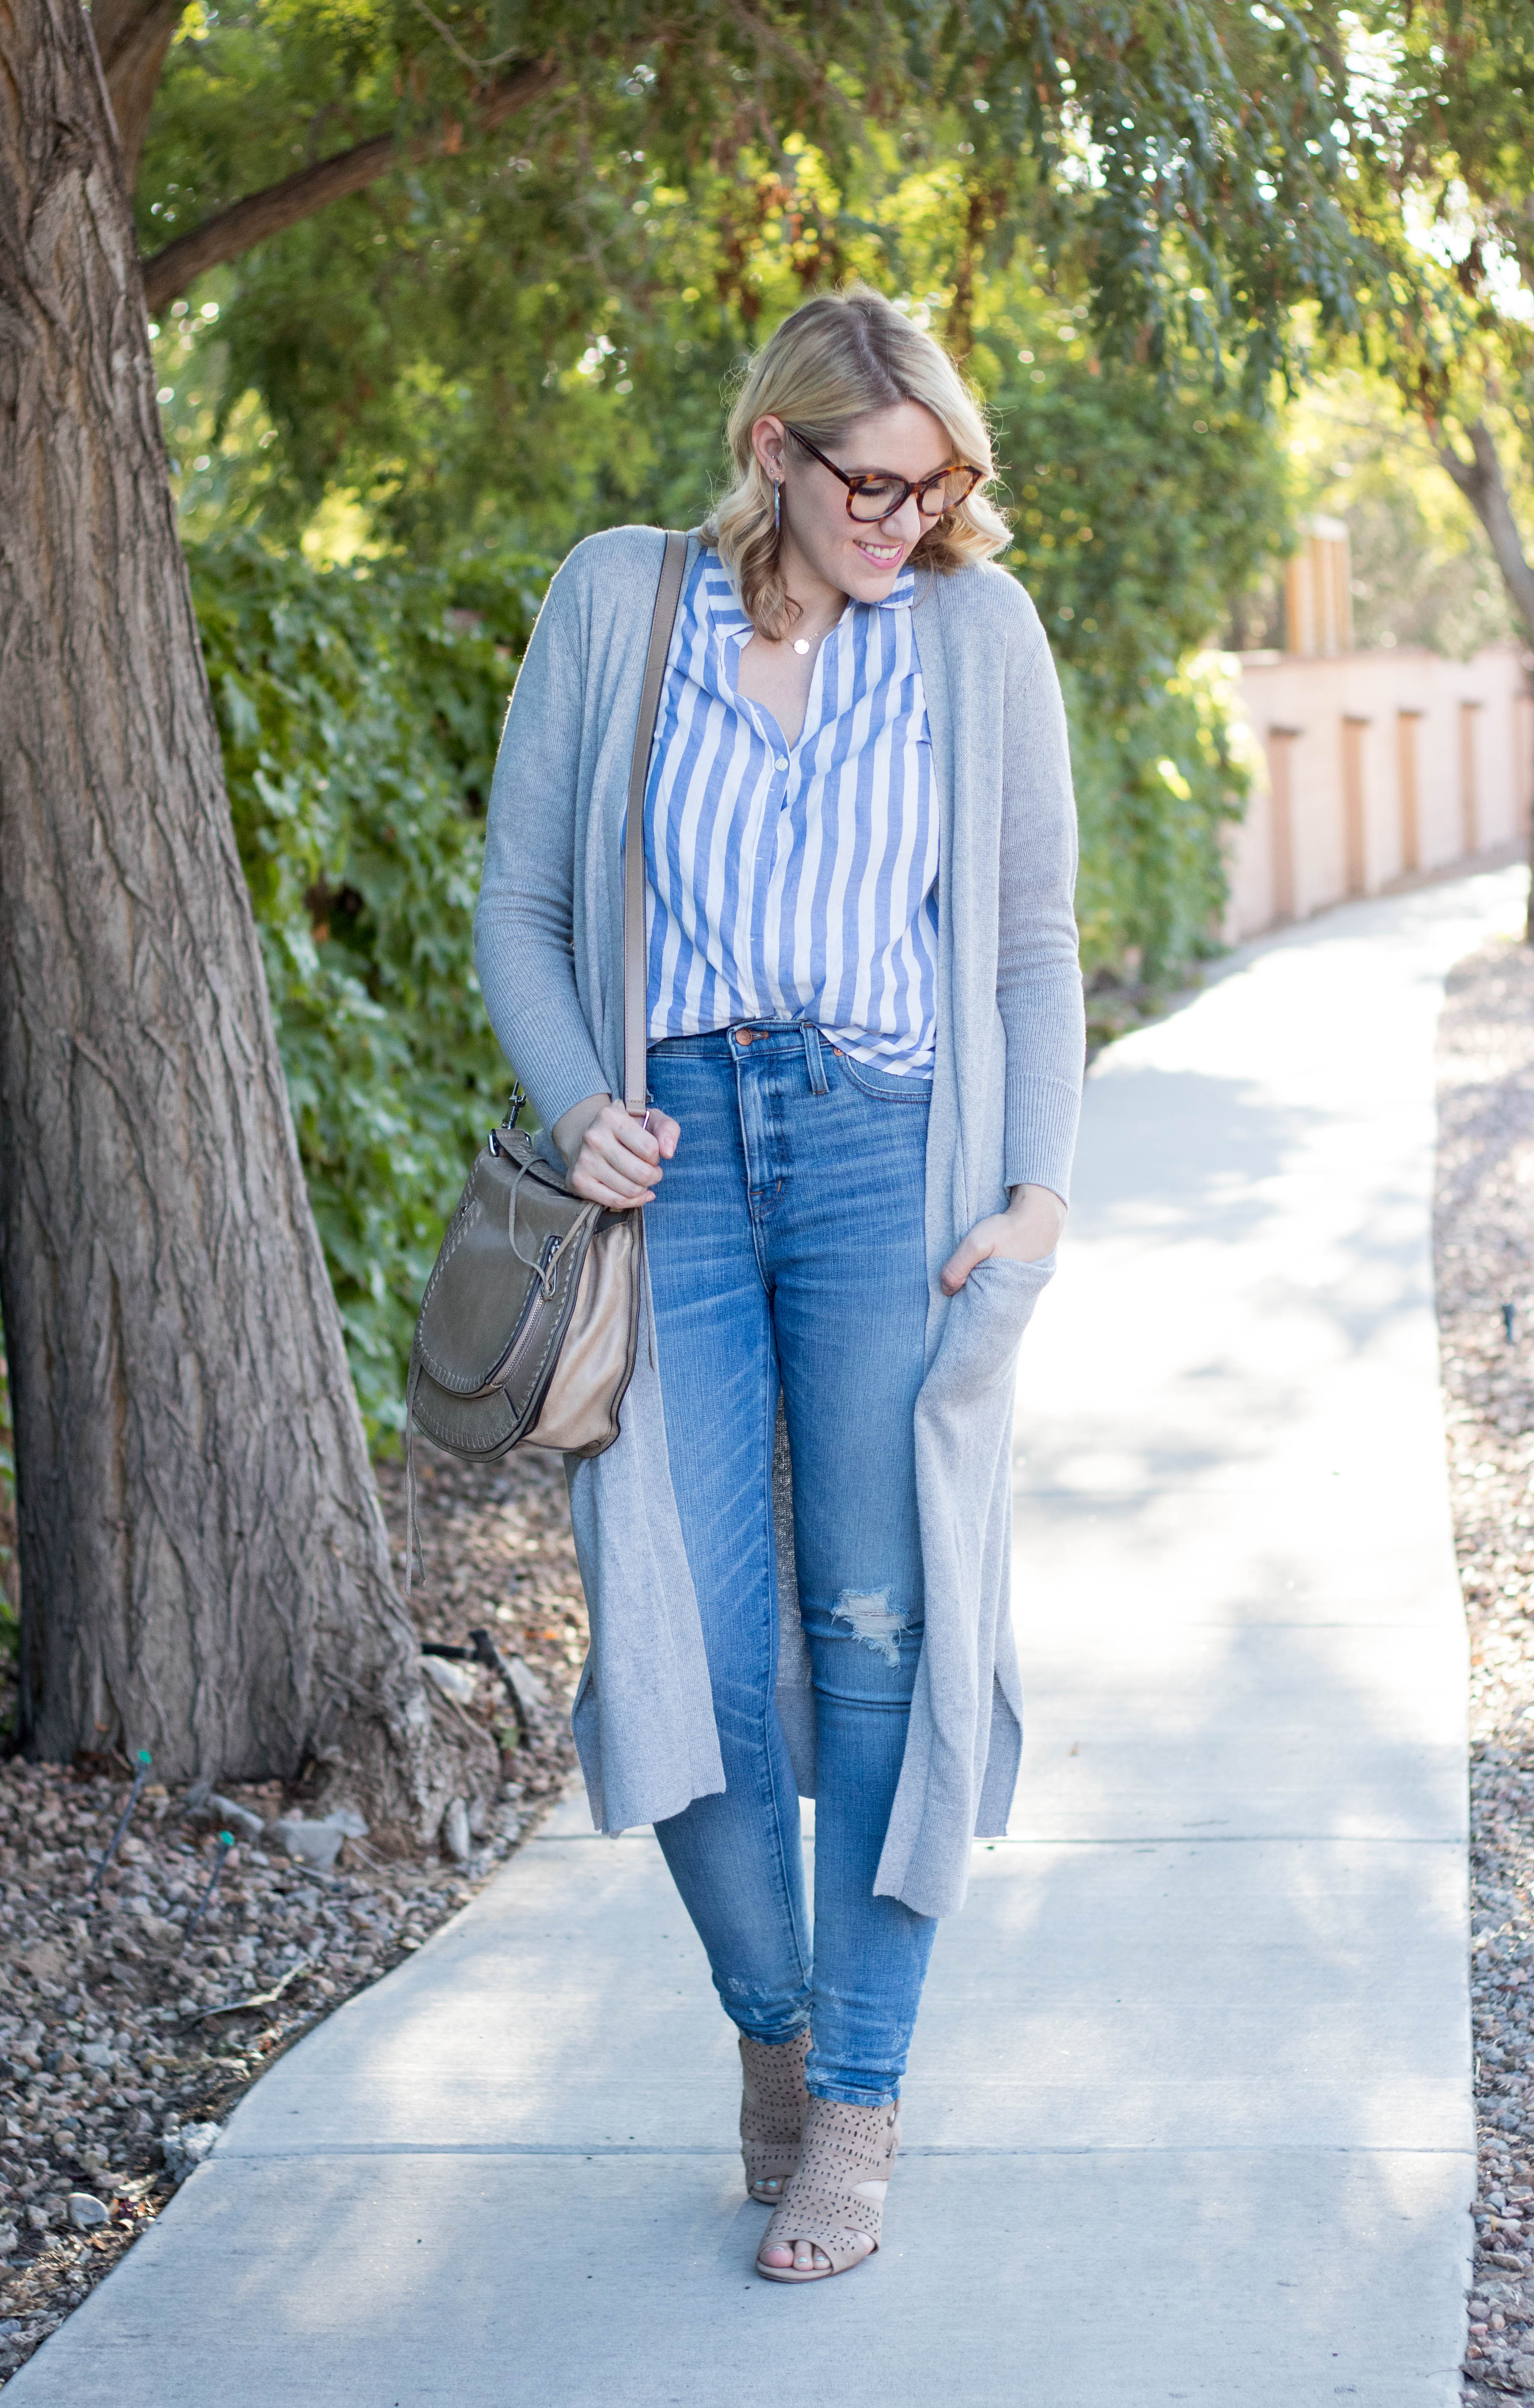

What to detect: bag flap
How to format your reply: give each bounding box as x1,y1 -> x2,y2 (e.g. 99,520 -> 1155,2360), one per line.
415,1133 -> 594,1396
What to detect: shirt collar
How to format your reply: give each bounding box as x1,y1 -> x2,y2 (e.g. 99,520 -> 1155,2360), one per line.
701,556 -> 917,636
699,559 -> 754,641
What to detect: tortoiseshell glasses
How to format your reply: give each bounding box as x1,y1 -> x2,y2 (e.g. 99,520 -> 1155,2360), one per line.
784,426 -> 984,522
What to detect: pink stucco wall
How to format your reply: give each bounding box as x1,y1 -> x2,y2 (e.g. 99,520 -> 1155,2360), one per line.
1226,643 -> 1533,941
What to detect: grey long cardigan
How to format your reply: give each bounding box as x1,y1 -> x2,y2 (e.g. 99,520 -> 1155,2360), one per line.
474,527 -> 1084,1917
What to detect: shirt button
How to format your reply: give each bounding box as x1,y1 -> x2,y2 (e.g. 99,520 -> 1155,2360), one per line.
775,756 -> 788,771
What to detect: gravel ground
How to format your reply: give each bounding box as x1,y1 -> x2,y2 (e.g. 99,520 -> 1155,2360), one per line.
0,1439 -> 588,2389
1436,936 -> 1534,2400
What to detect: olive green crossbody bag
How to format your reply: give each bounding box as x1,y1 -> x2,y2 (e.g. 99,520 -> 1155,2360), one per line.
402,531 -> 687,1556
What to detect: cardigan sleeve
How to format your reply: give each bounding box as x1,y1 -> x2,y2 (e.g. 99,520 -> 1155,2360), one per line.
996,624 -> 1085,1204
473,577 -> 611,1135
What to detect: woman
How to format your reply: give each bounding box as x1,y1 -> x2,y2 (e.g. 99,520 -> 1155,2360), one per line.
475,286 -> 1083,2283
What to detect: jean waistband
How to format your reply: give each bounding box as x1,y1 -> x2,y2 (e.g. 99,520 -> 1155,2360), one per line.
648,1021 -> 834,1092
648,1022 -> 834,1056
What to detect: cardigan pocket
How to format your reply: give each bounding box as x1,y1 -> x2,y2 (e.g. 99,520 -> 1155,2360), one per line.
941,1252 -> 1055,1389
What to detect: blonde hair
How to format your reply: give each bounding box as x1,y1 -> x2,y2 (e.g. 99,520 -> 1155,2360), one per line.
703,285 -> 1010,639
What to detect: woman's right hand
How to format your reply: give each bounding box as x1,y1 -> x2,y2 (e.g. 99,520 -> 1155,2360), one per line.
553,1094 -> 680,1209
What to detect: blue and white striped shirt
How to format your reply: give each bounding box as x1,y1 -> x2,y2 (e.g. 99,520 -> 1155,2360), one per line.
642,548 -> 938,1073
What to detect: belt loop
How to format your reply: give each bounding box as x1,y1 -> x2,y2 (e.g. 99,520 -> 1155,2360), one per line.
802,1022 -> 829,1096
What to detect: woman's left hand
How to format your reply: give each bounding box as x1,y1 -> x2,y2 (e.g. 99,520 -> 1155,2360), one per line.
940,1183 -> 1066,1296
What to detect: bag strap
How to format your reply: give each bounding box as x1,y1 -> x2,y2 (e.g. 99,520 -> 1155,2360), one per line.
623,531 -> 689,1115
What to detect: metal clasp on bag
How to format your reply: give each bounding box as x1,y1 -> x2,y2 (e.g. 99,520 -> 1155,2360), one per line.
487,1083 -> 529,1157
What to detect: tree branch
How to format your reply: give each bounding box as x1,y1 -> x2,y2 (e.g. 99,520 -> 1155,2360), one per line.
1431,414 -> 1534,943
1431,415 -> 1534,651
139,56 -> 559,316
93,0 -> 190,185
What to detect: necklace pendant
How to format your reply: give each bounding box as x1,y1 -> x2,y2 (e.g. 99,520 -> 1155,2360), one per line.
792,637 -> 810,655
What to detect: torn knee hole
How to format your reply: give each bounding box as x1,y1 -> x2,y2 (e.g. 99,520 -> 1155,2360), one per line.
830,1588 -> 907,1667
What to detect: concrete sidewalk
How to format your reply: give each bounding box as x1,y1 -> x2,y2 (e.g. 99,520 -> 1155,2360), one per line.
10,867 -> 1523,2408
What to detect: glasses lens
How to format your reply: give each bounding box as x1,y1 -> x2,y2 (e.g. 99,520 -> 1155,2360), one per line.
848,476 -> 907,521
918,466 -> 981,516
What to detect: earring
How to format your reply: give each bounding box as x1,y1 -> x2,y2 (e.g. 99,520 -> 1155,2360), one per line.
773,478 -> 781,538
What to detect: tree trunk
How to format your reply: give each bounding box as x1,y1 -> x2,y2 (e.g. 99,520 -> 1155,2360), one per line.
1431,417 -> 1534,943
0,0 -> 492,1840
92,0 -> 188,185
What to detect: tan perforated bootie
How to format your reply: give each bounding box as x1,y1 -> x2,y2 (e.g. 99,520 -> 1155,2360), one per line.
739,2027 -> 811,2203
755,2092 -> 899,2282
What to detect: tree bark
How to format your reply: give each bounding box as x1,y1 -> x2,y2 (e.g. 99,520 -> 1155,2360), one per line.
0,0 -> 493,1837
140,56 -> 558,314
93,0 -> 188,185
1432,417 -> 1534,943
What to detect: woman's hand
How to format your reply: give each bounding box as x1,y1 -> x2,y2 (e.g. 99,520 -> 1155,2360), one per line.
940,1182 -> 1065,1296
553,1094 -> 681,1209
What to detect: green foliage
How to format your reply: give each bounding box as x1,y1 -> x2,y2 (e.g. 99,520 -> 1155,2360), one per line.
185,325 -> 1273,1422
1315,0 -> 1534,650
982,345 -> 1289,686
135,0 -> 1363,550
971,300 -> 1287,989
152,96 -> 1290,990
1345,0 -> 1534,380
187,339 -> 1270,1433
137,16 -> 1317,1430
189,536 -> 552,1440
1068,655 -> 1251,1006
1280,372 -> 1518,659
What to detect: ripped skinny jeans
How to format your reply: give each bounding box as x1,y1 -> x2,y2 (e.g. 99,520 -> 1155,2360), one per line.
644,1023 -> 938,2108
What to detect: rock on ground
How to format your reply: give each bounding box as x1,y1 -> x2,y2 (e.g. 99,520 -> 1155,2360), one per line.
1435,938 -> 1534,2402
